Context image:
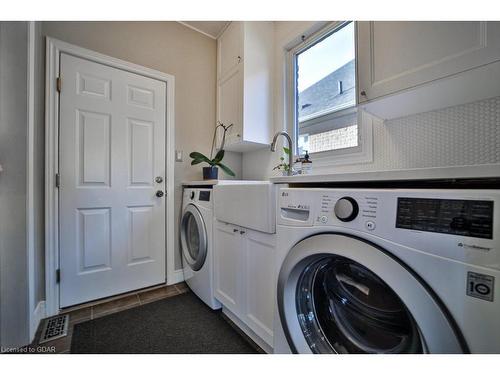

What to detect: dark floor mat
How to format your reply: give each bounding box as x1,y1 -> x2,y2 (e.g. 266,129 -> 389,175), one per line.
71,292 -> 259,354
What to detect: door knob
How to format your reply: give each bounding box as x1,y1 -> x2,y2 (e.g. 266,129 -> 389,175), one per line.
156,190 -> 164,198
155,176 -> 163,183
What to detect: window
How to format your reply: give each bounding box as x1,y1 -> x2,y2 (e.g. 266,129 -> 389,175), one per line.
291,22 -> 360,158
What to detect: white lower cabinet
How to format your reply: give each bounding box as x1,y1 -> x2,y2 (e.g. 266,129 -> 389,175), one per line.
214,220 -> 275,348
214,222 -> 243,314
243,228 -> 275,346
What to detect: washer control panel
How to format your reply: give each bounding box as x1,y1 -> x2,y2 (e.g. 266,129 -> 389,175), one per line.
278,187 -> 499,268
183,188 -> 213,209
316,192 -> 379,228
396,197 -> 493,239
279,188 -> 379,229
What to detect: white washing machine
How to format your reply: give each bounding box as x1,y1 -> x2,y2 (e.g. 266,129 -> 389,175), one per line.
181,187 -> 221,310
274,187 -> 500,353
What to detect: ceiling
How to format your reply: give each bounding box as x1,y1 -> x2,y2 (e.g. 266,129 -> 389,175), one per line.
180,21 -> 230,39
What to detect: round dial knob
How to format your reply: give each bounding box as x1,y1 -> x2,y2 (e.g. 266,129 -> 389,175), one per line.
334,197 -> 359,222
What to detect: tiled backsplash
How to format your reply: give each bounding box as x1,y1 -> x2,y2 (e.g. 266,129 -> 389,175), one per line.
332,95 -> 500,173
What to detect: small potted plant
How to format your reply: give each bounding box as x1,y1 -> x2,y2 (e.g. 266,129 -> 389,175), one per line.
190,149 -> 235,180
190,122 -> 235,180
272,147 -> 292,176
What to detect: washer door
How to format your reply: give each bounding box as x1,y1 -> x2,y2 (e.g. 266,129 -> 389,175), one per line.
277,234 -> 467,354
181,204 -> 207,271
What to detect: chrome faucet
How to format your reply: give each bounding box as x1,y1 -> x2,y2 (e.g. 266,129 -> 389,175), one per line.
270,131 -> 294,176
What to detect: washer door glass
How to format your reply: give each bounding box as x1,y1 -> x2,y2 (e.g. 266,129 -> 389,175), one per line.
296,256 -> 423,354
181,205 -> 207,271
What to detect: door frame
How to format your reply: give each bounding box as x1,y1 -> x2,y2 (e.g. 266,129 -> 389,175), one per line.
45,37 -> 175,316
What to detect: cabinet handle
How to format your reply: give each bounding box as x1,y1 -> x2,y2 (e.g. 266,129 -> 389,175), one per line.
233,228 -> 239,232
360,90 -> 367,97
240,230 -> 245,235
237,56 -> 241,63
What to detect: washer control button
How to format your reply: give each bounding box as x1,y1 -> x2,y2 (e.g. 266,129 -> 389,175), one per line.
366,221 -> 376,231
334,197 -> 359,222
319,215 -> 328,224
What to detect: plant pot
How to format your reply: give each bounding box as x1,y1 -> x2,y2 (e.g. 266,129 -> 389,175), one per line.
202,166 -> 218,180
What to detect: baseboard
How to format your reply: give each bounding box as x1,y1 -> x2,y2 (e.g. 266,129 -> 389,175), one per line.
167,269 -> 185,285
222,307 -> 273,354
30,300 -> 46,342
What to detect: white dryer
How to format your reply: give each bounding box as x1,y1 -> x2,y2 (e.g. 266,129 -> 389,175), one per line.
274,187 -> 500,353
181,187 -> 221,310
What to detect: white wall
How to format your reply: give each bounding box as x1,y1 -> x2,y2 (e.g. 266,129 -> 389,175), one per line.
0,21 -> 30,349
242,22 -> 500,180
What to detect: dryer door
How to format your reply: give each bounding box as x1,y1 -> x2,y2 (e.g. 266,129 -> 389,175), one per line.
277,233 -> 467,354
181,204 -> 207,271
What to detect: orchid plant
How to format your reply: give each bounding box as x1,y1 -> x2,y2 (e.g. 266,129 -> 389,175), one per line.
272,147 -> 291,173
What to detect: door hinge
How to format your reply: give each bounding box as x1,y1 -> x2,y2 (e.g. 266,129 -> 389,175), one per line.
56,269 -> 60,284
55,173 -> 60,188
56,77 -> 62,93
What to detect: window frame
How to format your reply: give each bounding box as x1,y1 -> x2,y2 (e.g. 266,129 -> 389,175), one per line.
286,21 -> 373,168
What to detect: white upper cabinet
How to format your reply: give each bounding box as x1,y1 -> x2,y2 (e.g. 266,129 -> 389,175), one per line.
218,22 -> 243,79
357,21 -> 500,119
217,22 -> 274,152
218,68 -> 244,146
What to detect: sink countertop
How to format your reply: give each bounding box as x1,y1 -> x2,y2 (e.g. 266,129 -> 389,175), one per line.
182,179 -> 219,186
182,179 -> 270,186
269,164 -> 500,184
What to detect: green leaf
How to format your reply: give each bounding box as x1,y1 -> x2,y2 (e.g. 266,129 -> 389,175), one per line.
191,158 -> 204,165
189,151 -> 211,163
213,149 -> 225,163
283,147 -> 290,155
217,162 -> 235,177
189,151 -> 213,166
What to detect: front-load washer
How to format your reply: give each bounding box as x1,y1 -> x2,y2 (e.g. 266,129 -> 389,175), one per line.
181,187 -> 221,310
274,187 -> 499,353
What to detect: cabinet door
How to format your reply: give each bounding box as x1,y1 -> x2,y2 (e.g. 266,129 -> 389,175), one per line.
218,21 -> 242,79
358,21 -> 500,102
243,229 -> 275,347
217,67 -> 243,146
213,221 -> 243,315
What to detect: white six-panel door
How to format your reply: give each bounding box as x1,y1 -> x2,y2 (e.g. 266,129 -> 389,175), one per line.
59,53 -> 166,307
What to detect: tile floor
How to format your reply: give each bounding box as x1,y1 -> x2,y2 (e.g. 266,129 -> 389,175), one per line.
28,282 -> 189,354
